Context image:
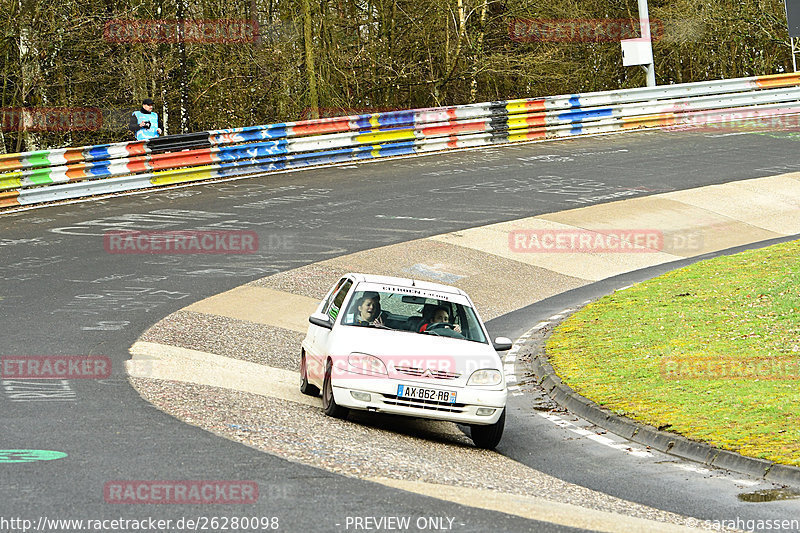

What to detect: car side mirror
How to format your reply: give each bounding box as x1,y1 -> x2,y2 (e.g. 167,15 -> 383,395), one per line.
309,312 -> 333,330
493,336 -> 513,351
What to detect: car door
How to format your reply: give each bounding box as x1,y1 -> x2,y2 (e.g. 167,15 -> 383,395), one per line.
307,277 -> 353,383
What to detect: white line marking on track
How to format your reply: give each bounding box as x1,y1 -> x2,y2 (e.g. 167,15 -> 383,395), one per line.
538,412 -> 654,458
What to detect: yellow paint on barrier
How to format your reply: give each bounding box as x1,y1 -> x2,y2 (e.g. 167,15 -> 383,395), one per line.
622,113 -> 675,129
357,129 -> 415,144
150,165 -> 216,186
371,145 -> 381,158
0,172 -> 23,191
369,114 -> 381,128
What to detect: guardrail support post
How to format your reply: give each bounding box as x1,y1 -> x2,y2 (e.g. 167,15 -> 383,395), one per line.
638,0 -> 656,87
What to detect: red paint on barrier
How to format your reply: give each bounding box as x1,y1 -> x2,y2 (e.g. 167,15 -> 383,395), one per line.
125,142 -> 148,157
520,115 -> 547,127
149,149 -> 215,170
292,119 -> 353,136
125,159 -> 149,173
519,99 -> 547,112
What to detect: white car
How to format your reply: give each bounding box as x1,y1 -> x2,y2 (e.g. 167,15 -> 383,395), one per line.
300,273 -> 512,449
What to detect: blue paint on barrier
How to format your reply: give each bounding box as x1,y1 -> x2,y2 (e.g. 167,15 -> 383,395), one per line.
569,96 -> 581,108
558,108 -> 613,123
215,140 -> 288,161
377,141 -> 416,157
87,164 -> 112,177
378,111 -> 415,128
86,145 -> 114,160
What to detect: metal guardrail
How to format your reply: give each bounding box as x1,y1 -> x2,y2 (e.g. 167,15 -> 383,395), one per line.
2,72 -> 800,209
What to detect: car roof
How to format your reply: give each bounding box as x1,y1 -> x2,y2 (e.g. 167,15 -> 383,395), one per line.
345,272 -> 466,296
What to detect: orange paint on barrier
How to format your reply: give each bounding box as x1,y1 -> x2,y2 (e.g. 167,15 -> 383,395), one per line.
0,157 -> 23,172
125,142 -> 148,157
150,149 -> 214,170
0,190 -> 21,208
125,159 -> 149,174
754,73 -> 800,89
65,168 -> 90,180
623,113 -> 675,129
508,130 -> 546,142
507,113 -> 546,128
507,99 -> 546,113
63,149 -> 85,164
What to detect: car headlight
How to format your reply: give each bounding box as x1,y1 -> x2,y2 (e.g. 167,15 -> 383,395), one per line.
347,353 -> 388,375
467,369 -> 502,386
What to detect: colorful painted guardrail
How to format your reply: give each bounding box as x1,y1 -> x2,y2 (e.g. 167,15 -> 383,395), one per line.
2,72 -> 800,209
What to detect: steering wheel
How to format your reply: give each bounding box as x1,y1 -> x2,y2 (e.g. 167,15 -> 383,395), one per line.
426,322 -> 455,331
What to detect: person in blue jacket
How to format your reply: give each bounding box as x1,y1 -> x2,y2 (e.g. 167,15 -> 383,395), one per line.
128,98 -> 162,140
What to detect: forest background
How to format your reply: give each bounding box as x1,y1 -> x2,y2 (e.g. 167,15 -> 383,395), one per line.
1,0 -> 794,153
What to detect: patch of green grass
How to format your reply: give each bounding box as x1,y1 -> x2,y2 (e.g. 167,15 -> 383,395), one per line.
547,240 -> 800,465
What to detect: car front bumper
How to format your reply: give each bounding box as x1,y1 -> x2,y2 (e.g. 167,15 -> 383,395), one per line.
331,376 -> 507,425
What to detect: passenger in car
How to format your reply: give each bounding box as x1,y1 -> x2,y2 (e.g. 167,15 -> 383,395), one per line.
354,293 -> 385,327
419,306 -> 461,333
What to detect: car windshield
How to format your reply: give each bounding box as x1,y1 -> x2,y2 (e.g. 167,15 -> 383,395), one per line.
341,289 -> 488,344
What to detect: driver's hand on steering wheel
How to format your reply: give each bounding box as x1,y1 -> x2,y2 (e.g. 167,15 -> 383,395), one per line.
371,315 -> 384,327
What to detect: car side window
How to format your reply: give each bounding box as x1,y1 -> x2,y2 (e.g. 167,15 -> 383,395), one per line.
325,279 -> 352,321
322,278 -> 347,313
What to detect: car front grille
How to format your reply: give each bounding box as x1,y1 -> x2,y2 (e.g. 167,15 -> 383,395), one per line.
393,366 -> 461,380
382,394 -> 466,413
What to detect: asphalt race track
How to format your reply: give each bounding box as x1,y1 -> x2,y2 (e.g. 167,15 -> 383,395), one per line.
2,127 -> 800,532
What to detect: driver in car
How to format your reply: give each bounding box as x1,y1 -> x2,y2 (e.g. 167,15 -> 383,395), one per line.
354,293 -> 385,327
419,306 -> 461,333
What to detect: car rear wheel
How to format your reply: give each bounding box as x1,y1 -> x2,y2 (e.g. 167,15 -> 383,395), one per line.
322,359 -> 349,419
299,352 -> 320,397
470,409 -> 505,449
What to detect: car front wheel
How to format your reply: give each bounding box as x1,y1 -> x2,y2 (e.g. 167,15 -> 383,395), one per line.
299,351 -> 320,397
322,359 -> 349,419
470,409 -> 505,449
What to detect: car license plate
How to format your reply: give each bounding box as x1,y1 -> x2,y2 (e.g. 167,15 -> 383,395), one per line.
397,384 -> 456,404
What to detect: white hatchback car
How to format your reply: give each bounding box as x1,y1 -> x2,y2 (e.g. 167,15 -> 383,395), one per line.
300,273 -> 512,449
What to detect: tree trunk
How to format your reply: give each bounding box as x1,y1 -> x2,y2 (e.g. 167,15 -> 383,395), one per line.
301,0 -> 319,118
470,0 -> 488,102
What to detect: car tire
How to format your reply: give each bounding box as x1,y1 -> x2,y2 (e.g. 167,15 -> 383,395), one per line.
300,351 -> 320,397
470,409 -> 505,449
322,359 -> 349,419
